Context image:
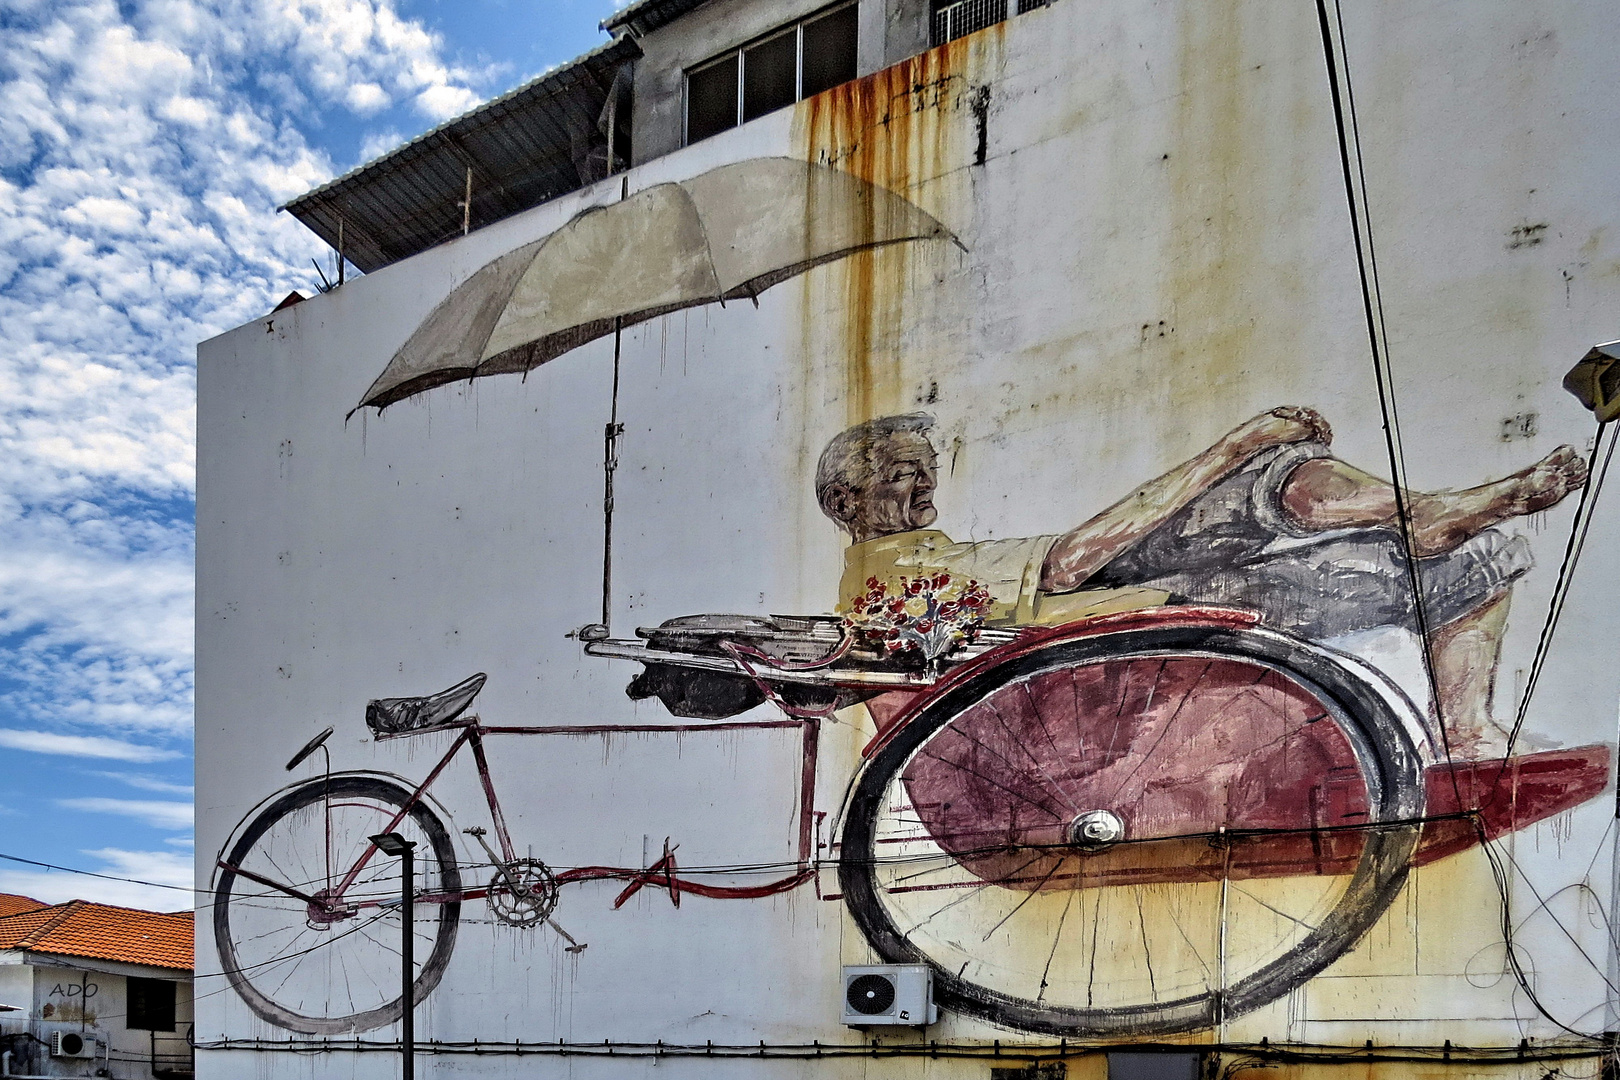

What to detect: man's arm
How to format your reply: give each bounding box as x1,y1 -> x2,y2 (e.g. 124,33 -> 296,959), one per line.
1039,406 -> 1331,592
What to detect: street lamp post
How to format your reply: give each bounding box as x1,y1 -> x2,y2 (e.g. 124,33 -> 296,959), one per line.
370,832 -> 417,1080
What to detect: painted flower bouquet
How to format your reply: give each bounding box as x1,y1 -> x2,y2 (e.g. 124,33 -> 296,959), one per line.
844,573 -> 993,663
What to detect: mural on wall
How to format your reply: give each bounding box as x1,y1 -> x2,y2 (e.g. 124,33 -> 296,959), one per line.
211,154 -> 1612,1040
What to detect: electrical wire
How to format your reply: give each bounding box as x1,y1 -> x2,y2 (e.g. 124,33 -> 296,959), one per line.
1313,0 -> 1462,801
189,1035 -> 1612,1061
1313,0 -> 1619,1041
0,851 -> 196,895
1501,420 -> 1616,762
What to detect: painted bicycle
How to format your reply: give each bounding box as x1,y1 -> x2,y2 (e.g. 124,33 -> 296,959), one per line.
213,605 -> 1607,1038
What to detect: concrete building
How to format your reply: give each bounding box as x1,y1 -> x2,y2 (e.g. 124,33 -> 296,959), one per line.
201,0 -> 1620,1077
0,897 -> 193,1079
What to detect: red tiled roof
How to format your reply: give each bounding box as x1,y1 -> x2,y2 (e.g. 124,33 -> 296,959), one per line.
0,894 -> 46,918
0,900 -> 192,972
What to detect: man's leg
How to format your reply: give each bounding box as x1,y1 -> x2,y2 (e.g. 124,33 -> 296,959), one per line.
1277,449 -> 1583,754
1278,447 -> 1587,557
1429,591 -> 1512,755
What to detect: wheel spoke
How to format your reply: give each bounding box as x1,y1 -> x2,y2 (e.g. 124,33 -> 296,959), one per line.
1035,886 -> 1076,1003
979,697 -> 1083,815
1100,659 -> 1213,807
979,858 -> 1069,942
915,745 -> 1068,820
899,851 -> 1048,936
1134,887 -> 1157,1000
218,776 -> 461,1033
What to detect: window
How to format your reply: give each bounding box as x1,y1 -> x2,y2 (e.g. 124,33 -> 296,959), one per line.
686,54 -> 740,143
801,5 -> 859,97
685,3 -> 859,144
126,977 -> 176,1032
743,30 -> 798,122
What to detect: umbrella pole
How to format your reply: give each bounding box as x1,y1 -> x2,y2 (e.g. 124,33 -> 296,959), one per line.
602,317 -> 625,630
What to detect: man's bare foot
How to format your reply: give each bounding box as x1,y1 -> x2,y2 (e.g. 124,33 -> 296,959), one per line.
1504,445 -> 1588,516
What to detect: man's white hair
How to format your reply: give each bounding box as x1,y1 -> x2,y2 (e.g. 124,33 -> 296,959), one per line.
814,413 -> 936,523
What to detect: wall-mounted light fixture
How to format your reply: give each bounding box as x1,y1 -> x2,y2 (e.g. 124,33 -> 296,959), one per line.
1564,341 -> 1620,422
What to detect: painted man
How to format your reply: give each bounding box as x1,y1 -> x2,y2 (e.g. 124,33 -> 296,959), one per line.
815,407 -> 1588,753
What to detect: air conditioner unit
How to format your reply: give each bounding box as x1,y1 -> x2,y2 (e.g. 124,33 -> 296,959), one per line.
841,964 -> 937,1027
51,1031 -> 97,1059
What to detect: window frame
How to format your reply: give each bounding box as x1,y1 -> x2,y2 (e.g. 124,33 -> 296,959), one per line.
683,0 -> 858,145
126,976 -> 178,1033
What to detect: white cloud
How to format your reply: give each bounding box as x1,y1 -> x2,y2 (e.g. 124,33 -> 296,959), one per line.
56,797 -> 196,830
0,848 -> 193,911
415,82 -> 482,120
346,80 -> 390,113
90,772 -> 195,796
358,126 -> 405,162
0,0 -> 491,768
0,729 -> 180,762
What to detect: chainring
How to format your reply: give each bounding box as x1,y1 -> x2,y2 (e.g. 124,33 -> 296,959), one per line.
485,858 -> 559,928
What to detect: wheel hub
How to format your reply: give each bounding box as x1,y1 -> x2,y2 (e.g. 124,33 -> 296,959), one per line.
305,888 -> 354,927
1067,809 -> 1125,850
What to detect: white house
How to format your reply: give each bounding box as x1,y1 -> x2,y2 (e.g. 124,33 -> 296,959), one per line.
0,896 -> 193,1080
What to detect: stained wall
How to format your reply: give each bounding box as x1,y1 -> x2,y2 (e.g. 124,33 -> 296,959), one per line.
196,0 -> 1620,1076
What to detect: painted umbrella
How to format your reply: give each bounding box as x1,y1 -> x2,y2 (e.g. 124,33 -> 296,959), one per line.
356,156 -> 960,411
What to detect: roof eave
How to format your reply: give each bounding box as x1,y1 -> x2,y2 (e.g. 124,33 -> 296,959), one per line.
602,0 -> 715,38
281,35 -> 641,274
15,949 -> 192,978
281,35 -> 639,215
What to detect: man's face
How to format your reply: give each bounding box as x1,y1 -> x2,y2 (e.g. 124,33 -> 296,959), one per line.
855,432 -> 939,537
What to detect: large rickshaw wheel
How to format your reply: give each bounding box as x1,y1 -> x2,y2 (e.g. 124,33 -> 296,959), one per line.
838,620 -> 1426,1036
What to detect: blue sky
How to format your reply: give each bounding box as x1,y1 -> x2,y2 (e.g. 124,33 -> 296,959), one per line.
0,0 -> 620,910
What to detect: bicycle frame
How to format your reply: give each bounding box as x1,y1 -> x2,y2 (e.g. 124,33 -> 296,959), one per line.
219,713 -> 825,919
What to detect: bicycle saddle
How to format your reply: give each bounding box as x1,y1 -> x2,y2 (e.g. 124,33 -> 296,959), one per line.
366,673 -> 486,738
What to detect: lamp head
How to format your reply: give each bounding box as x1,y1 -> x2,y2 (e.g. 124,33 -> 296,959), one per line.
1564,341 -> 1620,422
369,832 -> 416,857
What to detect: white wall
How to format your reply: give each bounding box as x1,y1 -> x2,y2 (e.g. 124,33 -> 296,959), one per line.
197,0 -> 1620,1075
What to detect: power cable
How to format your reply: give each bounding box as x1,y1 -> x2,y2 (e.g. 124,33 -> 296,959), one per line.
1501,420 -> 1616,762
0,851 -> 196,896
1313,0 -> 1461,795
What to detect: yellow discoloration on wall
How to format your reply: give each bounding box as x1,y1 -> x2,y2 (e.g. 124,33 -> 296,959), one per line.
1241,1060 -> 1604,1080
1157,3 -> 1322,436
794,30 -> 992,426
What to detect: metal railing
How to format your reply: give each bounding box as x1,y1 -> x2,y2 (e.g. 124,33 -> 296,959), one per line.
931,0 -> 1006,45
151,1029 -> 194,1080
930,0 -> 1048,46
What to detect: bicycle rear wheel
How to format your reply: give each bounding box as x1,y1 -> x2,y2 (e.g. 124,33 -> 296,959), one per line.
839,622 -> 1425,1036
214,774 -> 462,1034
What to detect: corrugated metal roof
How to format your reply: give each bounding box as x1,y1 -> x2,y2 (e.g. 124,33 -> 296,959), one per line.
282,35 -> 640,274
603,0 -> 714,37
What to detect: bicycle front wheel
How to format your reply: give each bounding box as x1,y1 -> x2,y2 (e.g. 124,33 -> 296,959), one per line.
214,774 -> 462,1034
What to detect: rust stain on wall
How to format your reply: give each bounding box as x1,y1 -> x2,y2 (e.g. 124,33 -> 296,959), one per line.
1161,2 -> 1260,422
794,31 -> 991,425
